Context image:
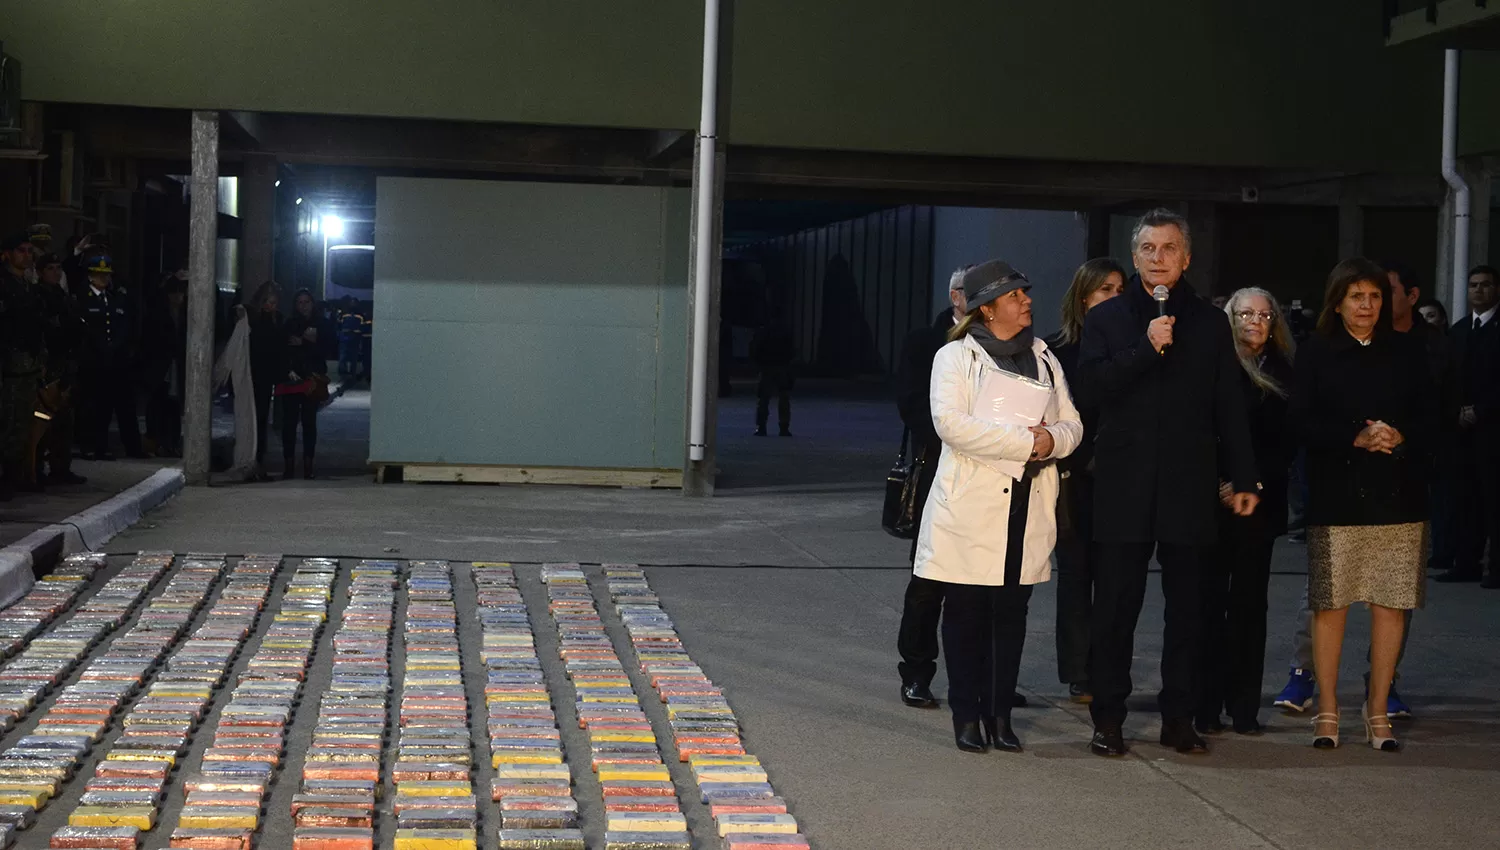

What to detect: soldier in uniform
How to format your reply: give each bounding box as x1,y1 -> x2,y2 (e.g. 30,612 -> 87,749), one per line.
78,254 -> 145,460
36,253 -> 87,484
0,233 -> 48,493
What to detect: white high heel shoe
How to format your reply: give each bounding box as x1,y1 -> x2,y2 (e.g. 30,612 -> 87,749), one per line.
1362,703 -> 1400,752
1311,712 -> 1340,749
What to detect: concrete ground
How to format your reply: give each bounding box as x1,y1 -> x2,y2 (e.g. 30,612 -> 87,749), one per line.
74,381 -> 1500,849
0,457 -> 165,548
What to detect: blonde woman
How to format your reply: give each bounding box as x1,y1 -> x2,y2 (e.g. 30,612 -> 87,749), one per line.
1043,257 -> 1126,703
915,260 -> 1083,752
1194,288 -> 1296,736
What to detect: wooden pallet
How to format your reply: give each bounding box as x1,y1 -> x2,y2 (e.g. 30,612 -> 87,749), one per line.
372,462 -> 682,489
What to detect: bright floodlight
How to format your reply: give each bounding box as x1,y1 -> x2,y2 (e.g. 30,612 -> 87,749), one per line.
323,215 -> 345,239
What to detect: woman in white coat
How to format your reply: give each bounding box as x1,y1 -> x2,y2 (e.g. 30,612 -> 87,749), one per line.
914,260 -> 1084,753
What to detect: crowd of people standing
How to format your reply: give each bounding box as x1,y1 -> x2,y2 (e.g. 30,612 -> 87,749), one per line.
0,225 -> 357,497
895,208 -> 1492,756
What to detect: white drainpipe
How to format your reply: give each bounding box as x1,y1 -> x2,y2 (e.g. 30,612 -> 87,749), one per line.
687,0 -> 721,463
1442,48 -> 1470,320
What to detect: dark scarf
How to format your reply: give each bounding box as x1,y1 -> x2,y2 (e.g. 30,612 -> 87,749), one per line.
968,324 -> 1038,380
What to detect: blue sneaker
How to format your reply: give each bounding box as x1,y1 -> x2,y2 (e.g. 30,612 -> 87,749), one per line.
1386,687 -> 1412,719
1273,668 -> 1315,712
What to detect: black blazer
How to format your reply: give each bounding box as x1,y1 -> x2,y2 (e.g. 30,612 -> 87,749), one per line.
1077,277 -> 1257,545
1288,328 -> 1435,527
1221,349 -> 1296,538
1450,313 -> 1500,427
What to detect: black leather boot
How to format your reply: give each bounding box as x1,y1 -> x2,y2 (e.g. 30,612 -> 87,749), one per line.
901,681 -> 938,708
954,719 -> 988,753
983,716 -> 1022,753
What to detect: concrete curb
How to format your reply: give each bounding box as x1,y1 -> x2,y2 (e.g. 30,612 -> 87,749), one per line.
0,468 -> 186,608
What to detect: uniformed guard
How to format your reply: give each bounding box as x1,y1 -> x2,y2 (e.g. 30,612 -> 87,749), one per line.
0,233 -> 48,493
78,254 -> 144,459
36,252 -> 87,484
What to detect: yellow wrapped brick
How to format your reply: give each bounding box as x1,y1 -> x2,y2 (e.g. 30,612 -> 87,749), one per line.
69,805 -> 156,829
607,811 -> 689,832
393,828 -> 478,850
596,764 -> 670,782
106,750 -> 176,767
0,785 -> 52,806
397,781 -> 472,797
178,806 -> 260,829
686,755 -> 762,766
491,752 -> 562,768
590,732 -> 655,743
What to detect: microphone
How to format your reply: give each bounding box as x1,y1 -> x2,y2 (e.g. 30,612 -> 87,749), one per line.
1153,285 -> 1170,355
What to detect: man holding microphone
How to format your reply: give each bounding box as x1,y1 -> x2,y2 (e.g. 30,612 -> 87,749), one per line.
1077,209 -> 1259,756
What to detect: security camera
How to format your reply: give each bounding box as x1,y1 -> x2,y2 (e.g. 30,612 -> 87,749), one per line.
1241,186 -> 1260,203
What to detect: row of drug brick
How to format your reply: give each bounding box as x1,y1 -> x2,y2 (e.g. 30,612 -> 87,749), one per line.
39,554 -> 230,849
15,552 -> 181,849
604,568 -> 809,850
388,560 -> 478,850
0,553 -> 173,747
291,558 -> 400,850
546,564 -> 693,850
54,555 -> 281,847
160,557 -> 337,850
0,553 -> 105,659
473,563 -> 583,850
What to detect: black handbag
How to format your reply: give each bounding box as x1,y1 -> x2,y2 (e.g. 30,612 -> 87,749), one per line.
882,428 -> 923,540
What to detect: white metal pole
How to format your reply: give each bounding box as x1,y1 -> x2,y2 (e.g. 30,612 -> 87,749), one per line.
1442,48 -> 1471,321
686,0 -> 721,463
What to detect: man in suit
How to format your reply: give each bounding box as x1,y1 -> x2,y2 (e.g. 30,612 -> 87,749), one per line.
1077,209 -> 1259,756
1436,264 -> 1500,588
893,268 -> 969,708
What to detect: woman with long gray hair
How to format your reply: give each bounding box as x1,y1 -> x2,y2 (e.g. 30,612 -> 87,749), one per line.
1194,287 -> 1297,735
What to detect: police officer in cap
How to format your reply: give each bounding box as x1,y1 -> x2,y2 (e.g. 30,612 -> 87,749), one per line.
79,253 -> 145,460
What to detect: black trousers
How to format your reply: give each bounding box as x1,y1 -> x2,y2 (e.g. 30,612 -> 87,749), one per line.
146,386 -> 182,453
1053,531 -> 1093,686
252,379 -> 274,466
1195,515 -> 1274,725
897,444 -> 944,685
279,393 -> 318,460
1089,541 -> 1205,729
897,575 -> 944,686
755,369 -> 792,432
1453,430 -> 1500,577
82,364 -> 141,456
940,483 -> 1033,724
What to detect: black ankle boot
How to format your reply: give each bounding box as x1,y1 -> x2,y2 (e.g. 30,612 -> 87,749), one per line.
954,719 -> 988,753
983,716 -> 1022,752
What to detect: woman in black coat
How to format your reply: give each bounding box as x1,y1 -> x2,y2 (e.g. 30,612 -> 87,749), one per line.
1195,287 -> 1297,736
278,289 -> 326,480
1290,258 -> 1436,752
1043,257 -> 1126,703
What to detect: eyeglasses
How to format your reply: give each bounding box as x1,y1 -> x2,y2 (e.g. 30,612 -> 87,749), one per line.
1234,310 -> 1275,323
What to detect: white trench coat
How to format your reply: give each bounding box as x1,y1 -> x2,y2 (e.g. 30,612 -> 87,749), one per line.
913,333 -> 1084,586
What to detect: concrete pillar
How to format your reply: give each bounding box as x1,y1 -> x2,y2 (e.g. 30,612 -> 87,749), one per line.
681,138 -> 725,498
183,112 -> 220,486
1338,199 -> 1364,260
240,153 -> 277,299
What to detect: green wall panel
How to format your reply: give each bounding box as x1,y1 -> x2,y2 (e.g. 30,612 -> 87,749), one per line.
5,0 -> 1497,169
370,177 -> 689,470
